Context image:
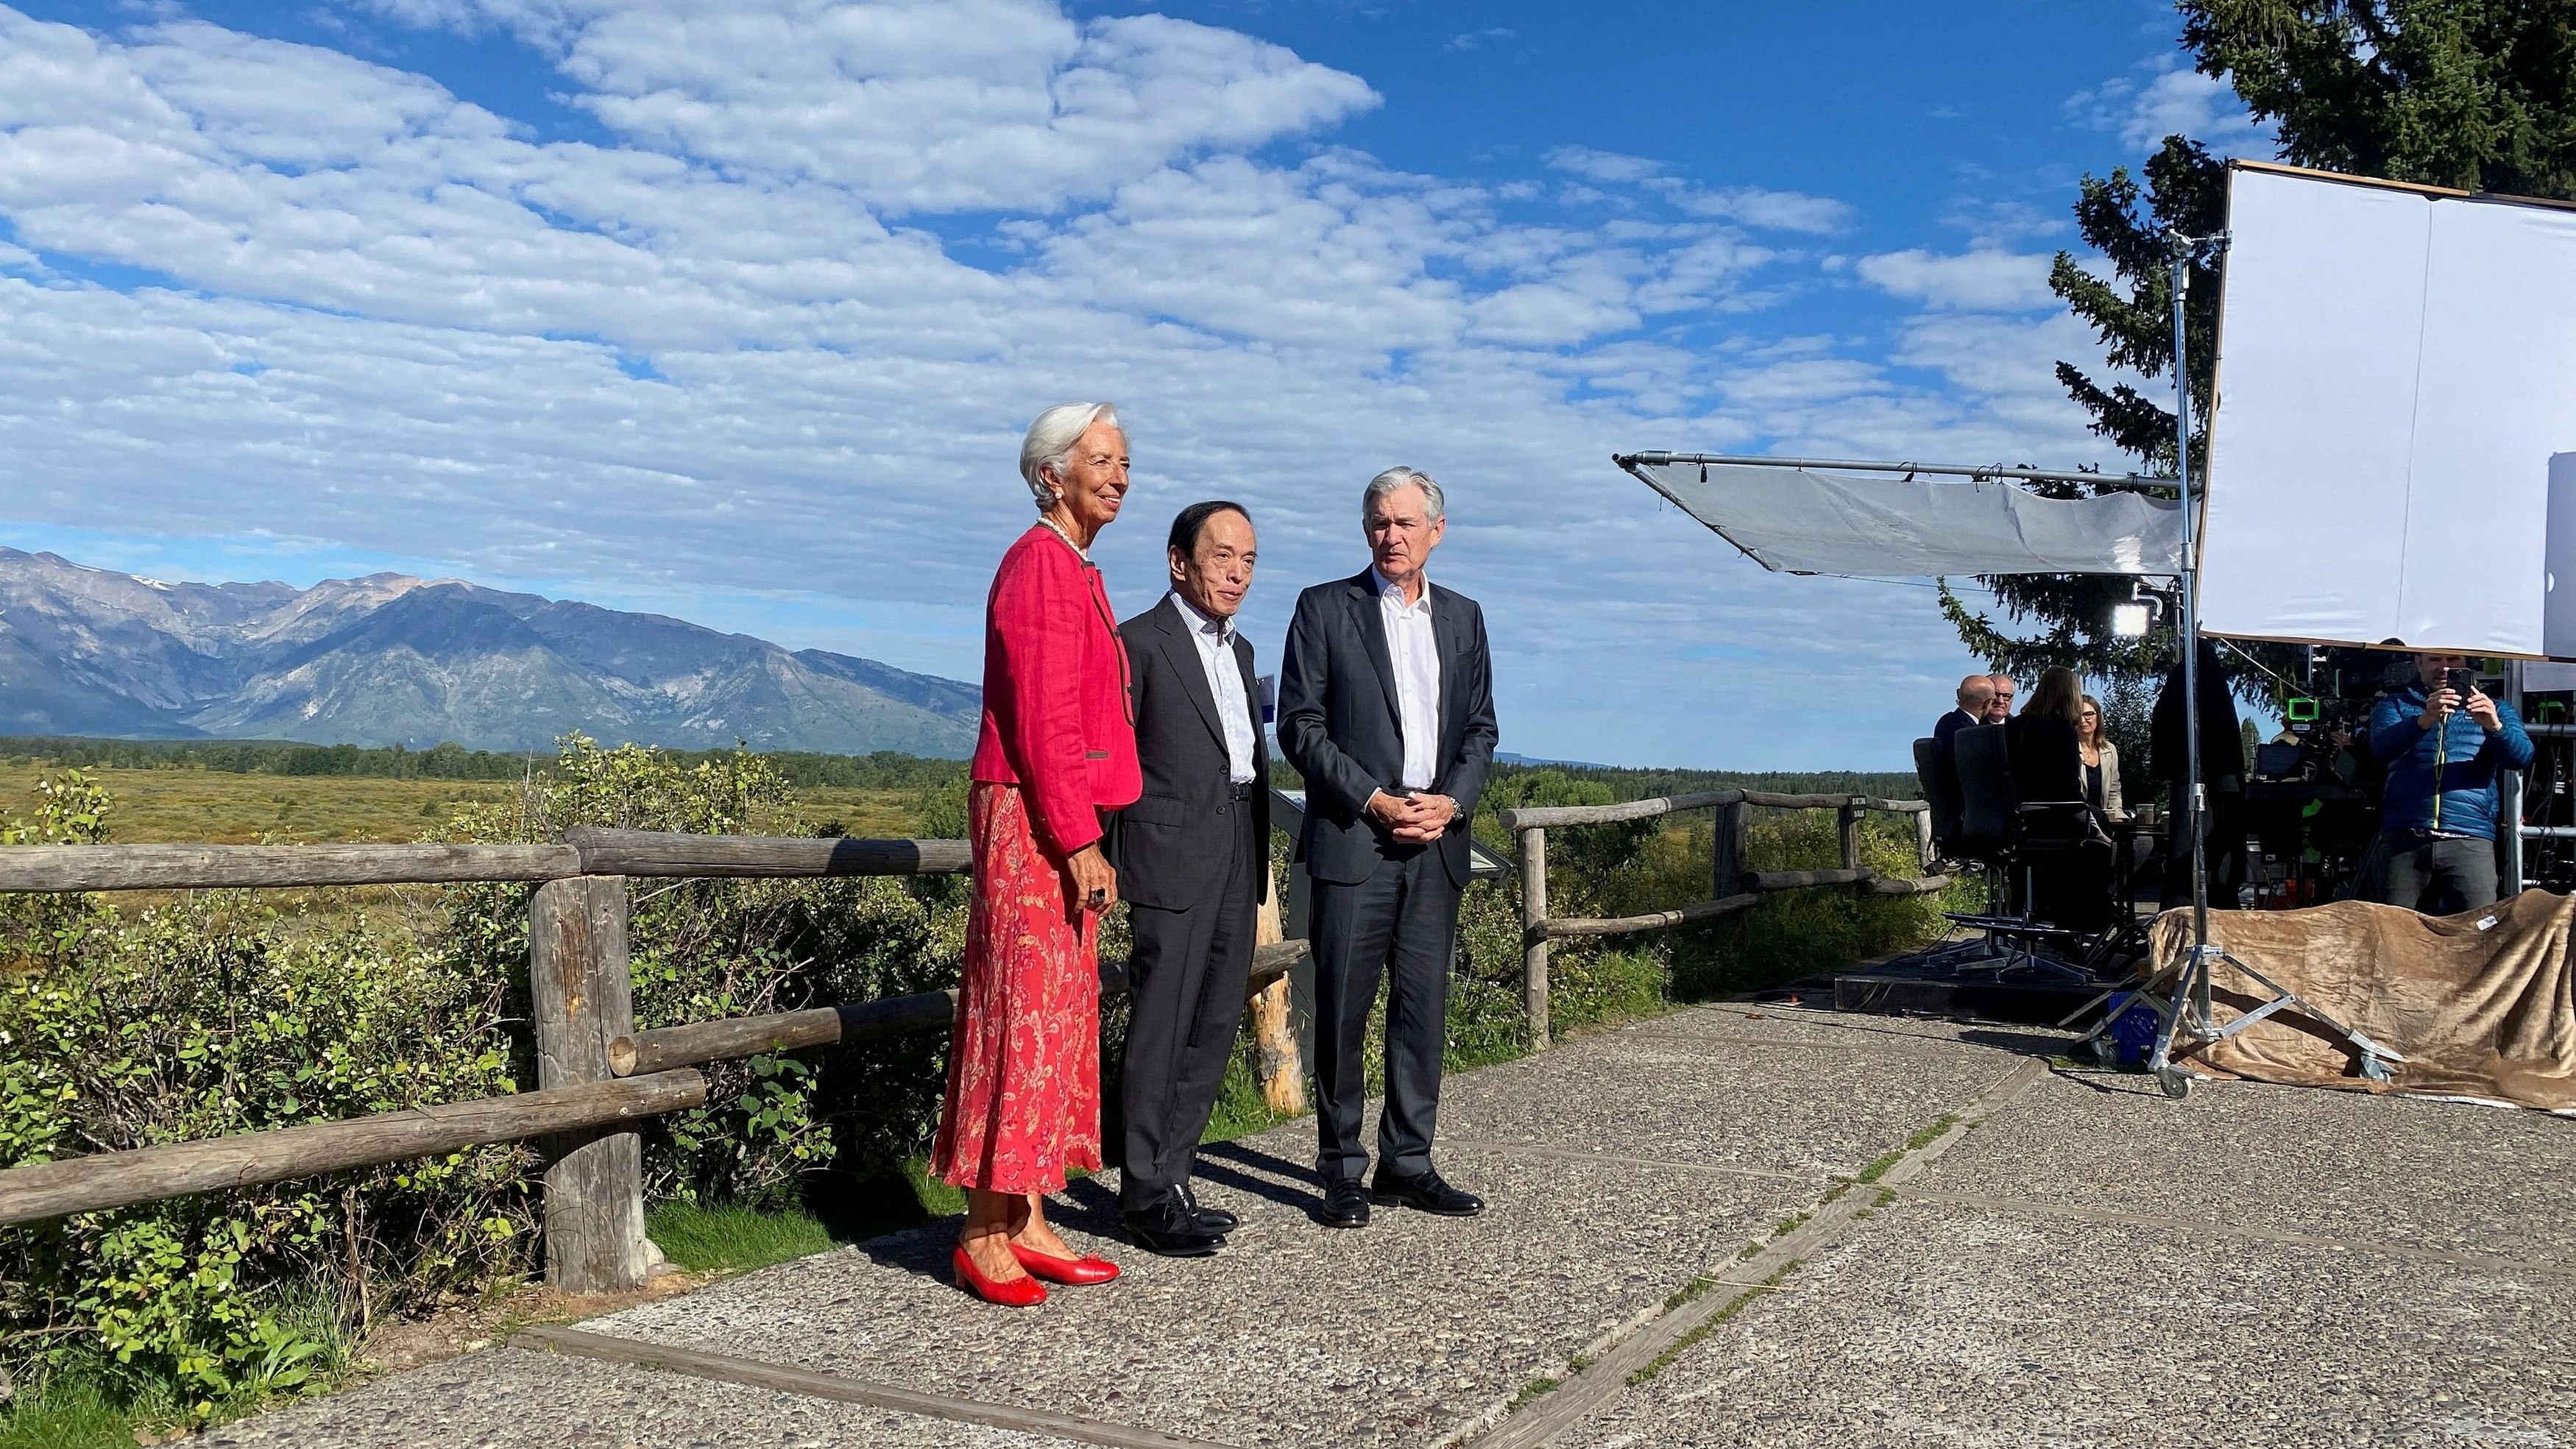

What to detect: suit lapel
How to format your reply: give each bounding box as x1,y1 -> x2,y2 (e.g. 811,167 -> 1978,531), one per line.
1152,597 -> 1227,749
1429,583 -> 1465,763
1348,571 -> 1403,733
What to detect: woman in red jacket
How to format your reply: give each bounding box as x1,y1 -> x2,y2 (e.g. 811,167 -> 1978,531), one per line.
933,401 -> 1144,1306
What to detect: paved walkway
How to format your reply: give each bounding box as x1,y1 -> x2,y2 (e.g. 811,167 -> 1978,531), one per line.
207,1005 -> 2576,1448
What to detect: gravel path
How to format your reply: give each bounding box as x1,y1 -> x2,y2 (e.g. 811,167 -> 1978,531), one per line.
203,1002 -> 2575,1448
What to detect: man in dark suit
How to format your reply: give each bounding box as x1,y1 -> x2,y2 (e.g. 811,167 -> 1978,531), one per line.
1108,501 -> 1271,1256
1932,674 -> 1995,777
1278,466 -> 1498,1230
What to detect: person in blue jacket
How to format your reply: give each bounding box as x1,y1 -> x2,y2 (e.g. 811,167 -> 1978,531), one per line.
2368,653 -> 2533,914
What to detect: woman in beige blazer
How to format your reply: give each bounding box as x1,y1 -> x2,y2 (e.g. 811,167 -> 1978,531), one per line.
2079,695 -> 2127,821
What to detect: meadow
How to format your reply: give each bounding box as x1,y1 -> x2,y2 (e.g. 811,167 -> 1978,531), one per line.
0,760 -> 925,844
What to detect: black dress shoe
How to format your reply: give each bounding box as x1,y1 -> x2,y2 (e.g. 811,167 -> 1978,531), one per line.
1177,1183 -> 1238,1233
1370,1166 -> 1485,1217
1317,1177 -> 1370,1229
1122,1200 -> 1225,1258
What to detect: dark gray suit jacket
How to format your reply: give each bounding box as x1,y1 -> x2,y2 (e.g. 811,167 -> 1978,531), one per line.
1106,595 -> 1271,913
1278,570 -> 1498,888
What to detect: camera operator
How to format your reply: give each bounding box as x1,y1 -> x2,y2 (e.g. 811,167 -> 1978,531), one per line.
2368,653 -> 2533,914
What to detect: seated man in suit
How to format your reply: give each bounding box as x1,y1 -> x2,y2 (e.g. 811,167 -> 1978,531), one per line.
1933,675 -> 1995,776
1111,501 -> 1271,1257
1280,467 -> 1498,1230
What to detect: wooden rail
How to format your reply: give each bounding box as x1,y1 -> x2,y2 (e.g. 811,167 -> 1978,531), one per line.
0,829 -> 1306,1293
1502,793 -> 1947,1049
0,831 -> 972,895
609,941 -> 1311,1077
0,1072 -> 705,1229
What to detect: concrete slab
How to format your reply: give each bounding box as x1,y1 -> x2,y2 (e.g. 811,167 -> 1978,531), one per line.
1561,1197 -> 2576,1449
1614,1003 -> 2076,1058
201,1347 -> 1086,1449
1921,1067 -> 2576,1263
576,1133 -> 1815,1449
1428,1022 -> 2025,1182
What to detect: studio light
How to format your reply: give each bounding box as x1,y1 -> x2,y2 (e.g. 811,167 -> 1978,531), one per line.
2112,602 -> 2152,637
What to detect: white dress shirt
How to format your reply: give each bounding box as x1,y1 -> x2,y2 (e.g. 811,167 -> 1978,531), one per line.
1169,591 -> 1259,784
1373,568 -> 1443,791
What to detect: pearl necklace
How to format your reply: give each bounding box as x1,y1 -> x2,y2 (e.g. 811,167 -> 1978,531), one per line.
1036,513 -> 1091,562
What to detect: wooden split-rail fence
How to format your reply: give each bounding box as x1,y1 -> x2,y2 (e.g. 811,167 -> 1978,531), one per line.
0,796 -> 1947,1290
1497,790 -> 1950,1048
0,828 -> 1307,1294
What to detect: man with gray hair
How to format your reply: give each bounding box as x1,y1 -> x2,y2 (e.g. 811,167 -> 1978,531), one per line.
1279,466 -> 1498,1229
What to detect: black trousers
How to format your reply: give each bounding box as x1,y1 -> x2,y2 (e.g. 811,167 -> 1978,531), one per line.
1117,815 -> 1257,1212
1309,844 -> 1461,1184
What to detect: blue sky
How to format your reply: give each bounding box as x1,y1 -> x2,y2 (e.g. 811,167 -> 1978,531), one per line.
0,0 -> 2265,768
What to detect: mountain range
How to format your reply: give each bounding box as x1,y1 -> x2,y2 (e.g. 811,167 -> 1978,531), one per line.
0,549 -> 982,757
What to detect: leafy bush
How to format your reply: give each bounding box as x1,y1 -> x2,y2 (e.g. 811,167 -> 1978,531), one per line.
2,779 -> 525,1418
435,737 -> 966,1207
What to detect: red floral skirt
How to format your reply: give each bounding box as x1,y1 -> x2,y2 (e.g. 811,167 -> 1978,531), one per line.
930,782 -> 1102,1194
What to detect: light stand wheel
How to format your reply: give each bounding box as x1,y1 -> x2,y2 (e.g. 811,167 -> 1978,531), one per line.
2156,1064 -> 2194,1099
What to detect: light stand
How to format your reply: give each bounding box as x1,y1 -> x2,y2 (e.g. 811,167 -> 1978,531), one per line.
2132,228 -> 2404,1099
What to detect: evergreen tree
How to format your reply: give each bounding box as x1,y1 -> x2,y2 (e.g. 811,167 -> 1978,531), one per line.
1945,1 -> 2576,688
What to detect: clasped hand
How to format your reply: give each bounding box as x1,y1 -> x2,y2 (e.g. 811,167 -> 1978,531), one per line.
1367,789 -> 1455,843
2420,687 -> 2503,733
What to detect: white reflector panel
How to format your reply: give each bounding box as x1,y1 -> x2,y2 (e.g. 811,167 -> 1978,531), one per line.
1630,462 -> 2182,578
2201,164 -> 2576,656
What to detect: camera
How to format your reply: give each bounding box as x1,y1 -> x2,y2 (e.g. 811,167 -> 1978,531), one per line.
2446,665 -> 2478,699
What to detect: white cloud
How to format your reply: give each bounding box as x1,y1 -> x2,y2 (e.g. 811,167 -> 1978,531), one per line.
0,3 -> 2128,768
368,0 -> 1381,215
2067,54 -> 2270,155
1855,248 -> 2056,312
1542,144 -> 1853,233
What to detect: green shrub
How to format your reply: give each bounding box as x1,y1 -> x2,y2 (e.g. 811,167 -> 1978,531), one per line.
1,777 -> 523,1417
434,738 -> 967,1208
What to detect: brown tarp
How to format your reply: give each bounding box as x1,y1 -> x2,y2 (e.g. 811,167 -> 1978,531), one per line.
2149,891 -> 2576,1110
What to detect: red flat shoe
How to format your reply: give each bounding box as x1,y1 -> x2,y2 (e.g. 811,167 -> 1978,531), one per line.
952,1245 -> 1047,1306
1010,1243 -> 1120,1286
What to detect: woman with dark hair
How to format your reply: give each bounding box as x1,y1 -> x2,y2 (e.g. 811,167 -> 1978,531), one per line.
931,401 -> 1143,1307
2006,667 -> 2088,804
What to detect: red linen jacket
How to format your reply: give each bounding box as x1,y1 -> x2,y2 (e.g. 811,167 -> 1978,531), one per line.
971,525 -> 1142,857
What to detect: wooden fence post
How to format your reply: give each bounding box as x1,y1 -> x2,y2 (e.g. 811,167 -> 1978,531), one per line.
1912,806 -> 1936,874
1519,826 -> 1551,1050
1838,799 -> 1864,874
531,874 -> 650,1294
1713,800 -> 1751,896
1247,862 -> 1307,1116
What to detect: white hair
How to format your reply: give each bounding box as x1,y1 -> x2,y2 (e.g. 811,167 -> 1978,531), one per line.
1019,402 -> 1122,509
1364,465 -> 1444,522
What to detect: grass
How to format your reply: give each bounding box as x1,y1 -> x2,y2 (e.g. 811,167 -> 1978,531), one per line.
1627,1259 -> 1804,1387
1663,1273 -> 1719,1308
0,762 -> 927,845
645,1201 -> 839,1274
1850,1113 -> 1961,1185
1504,1375 -> 1561,1414
0,1377 -> 165,1449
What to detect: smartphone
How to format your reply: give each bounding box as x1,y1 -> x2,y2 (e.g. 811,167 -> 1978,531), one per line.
2445,666 -> 2478,698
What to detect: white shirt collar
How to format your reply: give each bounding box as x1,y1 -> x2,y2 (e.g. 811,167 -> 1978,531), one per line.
1370,567 -> 1431,613
1168,589 -> 1232,643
